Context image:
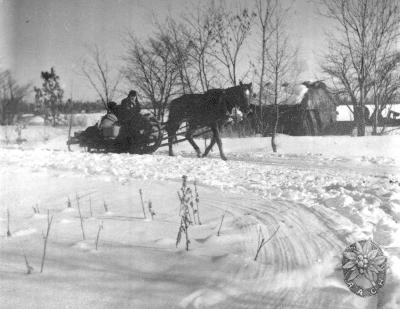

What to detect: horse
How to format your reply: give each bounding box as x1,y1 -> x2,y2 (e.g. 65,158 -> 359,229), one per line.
166,82 -> 252,160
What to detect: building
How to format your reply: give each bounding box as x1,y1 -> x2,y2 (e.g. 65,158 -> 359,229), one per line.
249,81 -> 338,136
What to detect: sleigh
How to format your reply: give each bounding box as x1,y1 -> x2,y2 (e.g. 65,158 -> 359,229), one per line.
67,113 -> 163,154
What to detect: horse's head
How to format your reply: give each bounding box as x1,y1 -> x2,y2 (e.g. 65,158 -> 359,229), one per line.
237,81 -> 252,115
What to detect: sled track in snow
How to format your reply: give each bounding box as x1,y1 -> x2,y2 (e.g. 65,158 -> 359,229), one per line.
189,193 -> 362,309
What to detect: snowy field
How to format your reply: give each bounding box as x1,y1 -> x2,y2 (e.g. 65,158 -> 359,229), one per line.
1,125 -> 400,308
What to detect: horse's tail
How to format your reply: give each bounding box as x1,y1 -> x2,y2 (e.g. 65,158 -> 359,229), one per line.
165,97 -> 184,131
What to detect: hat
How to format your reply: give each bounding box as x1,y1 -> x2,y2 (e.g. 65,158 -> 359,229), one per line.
128,90 -> 137,97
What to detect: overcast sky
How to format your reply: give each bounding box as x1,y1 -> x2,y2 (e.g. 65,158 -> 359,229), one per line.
0,0 -> 328,101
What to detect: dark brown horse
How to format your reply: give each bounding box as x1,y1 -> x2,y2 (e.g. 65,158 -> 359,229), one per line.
166,82 -> 252,160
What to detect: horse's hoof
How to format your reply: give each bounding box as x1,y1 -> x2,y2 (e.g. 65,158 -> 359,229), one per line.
221,156 -> 228,161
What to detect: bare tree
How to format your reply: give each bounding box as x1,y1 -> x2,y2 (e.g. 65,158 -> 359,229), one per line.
254,0 -> 275,134
265,1 -> 299,152
124,33 -> 180,121
81,44 -> 123,111
370,52 -> 400,134
212,4 -> 256,86
181,3 -> 221,92
163,18 -> 195,95
320,0 -> 400,136
0,70 -> 30,124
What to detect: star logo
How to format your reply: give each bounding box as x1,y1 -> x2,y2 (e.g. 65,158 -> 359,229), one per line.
342,239 -> 387,297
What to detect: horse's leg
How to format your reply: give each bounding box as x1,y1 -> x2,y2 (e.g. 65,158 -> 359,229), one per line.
185,126 -> 202,157
202,135 -> 216,157
167,122 -> 179,156
211,125 -> 227,161
168,132 -> 174,156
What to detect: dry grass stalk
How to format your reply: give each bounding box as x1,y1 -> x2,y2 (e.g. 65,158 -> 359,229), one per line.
176,176 -> 193,251
24,254 -> 34,274
40,210 -> 54,273
217,211 -> 226,237
193,180 -> 201,225
95,222 -> 103,250
148,200 -> 155,220
7,209 -> 11,237
178,176 -> 194,223
103,201 -> 109,213
76,194 -> 86,240
139,189 -> 147,218
32,204 -> 40,214
254,225 -> 280,261
176,215 -> 191,251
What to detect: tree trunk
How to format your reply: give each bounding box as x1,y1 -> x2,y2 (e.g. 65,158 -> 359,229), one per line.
357,71 -> 366,136
271,104 -> 278,152
354,104 -> 366,136
372,99 -> 379,135
271,66 -> 279,153
358,108 -> 366,136
258,25 -> 267,135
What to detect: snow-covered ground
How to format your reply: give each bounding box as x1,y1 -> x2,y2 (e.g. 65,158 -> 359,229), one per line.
1,125 -> 400,308
337,104 -> 400,121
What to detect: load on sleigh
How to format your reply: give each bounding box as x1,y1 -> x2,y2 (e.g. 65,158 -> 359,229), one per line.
67,91 -> 162,154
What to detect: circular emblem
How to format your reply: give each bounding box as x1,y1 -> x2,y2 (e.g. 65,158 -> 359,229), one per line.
342,239 -> 387,297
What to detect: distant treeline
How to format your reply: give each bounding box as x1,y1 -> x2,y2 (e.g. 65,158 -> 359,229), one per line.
63,100 -> 106,113
17,100 -> 107,115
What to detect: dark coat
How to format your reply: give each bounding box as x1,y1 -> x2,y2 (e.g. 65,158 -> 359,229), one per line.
121,97 -> 140,114
119,97 -> 141,123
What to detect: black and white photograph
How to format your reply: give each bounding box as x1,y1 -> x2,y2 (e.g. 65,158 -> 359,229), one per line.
1,0 -> 399,308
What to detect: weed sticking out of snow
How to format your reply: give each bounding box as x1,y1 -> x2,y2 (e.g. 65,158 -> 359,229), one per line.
176,175 -> 199,251
139,189 -> 147,219
32,204 -> 40,214
24,254 -> 34,275
147,200 -> 156,220
193,180 -> 201,225
40,210 -> 54,273
6,208 -> 12,237
254,225 -> 280,261
217,211 -> 226,237
95,221 -> 103,250
89,196 -> 93,217
76,194 -> 86,240
103,200 -> 109,213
